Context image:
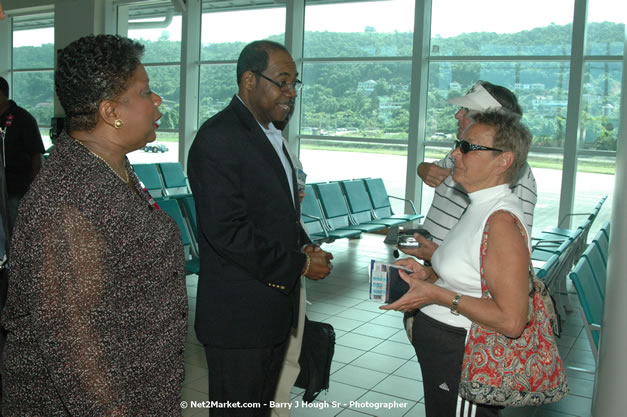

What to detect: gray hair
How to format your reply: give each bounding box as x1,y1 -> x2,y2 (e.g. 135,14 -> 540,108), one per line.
471,110 -> 532,184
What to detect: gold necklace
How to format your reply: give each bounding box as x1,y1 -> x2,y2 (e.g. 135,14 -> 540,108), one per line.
75,139 -> 130,184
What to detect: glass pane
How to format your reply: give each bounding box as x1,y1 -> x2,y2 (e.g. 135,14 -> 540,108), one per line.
128,6 -> 182,63
301,62 -> 411,139
533,163 -> 563,234
12,14 -> 54,70
145,65 -> 180,130
573,60 -> 619,241
12,71 -> 54,128
200,7 -> 285,61
423,62 -> 571,232
125,65 -> 181,163
300,143 -> 407,215
431,0 -> 574,56
127,131 -> 179,164
573,171 -> 614,242
586,0 -> 625,55
198,64 -> 237,126
427,62 -> 570,148
580,61 -> 622,151
304,0 -> 414,58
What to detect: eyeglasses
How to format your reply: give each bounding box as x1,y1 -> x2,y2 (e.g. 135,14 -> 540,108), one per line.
454,139 -> 504,154
252,71 -> 303,92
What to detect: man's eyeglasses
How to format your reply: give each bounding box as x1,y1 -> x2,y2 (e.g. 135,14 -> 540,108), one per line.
454,139 -> 504,154
252,71 -> 302,92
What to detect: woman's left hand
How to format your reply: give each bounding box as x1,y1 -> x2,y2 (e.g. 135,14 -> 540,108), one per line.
379,266 -> 435,313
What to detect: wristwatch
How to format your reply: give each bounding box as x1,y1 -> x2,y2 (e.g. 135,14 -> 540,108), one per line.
450,293 -> 462,316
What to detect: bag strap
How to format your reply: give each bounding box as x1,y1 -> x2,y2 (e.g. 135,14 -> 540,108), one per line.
479,211 -> 535,300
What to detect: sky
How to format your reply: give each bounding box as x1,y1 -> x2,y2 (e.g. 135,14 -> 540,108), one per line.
11,0 -> 626,48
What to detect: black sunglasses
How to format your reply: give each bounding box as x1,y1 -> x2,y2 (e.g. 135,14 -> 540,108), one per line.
454,139 -> 504,154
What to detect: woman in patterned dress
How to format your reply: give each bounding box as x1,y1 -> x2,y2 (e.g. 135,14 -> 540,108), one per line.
1,35 -> 187,416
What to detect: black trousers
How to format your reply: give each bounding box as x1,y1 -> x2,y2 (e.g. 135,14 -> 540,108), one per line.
204,339 -> 289,417
411,310 -> 501,417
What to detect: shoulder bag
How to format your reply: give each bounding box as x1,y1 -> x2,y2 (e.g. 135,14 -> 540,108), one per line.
458,214 -> 569,407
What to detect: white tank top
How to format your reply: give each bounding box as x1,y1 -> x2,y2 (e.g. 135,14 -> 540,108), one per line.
421,184 -> 530,330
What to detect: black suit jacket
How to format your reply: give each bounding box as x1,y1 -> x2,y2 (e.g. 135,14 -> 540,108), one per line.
188,96 -> 310,348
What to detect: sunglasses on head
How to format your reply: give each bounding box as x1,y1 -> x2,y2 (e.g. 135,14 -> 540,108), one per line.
454,139 -> 504,154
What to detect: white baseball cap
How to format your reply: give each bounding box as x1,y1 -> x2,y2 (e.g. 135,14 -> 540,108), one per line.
447,83 -> 503,111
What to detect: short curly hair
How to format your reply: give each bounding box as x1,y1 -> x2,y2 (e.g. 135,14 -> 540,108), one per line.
55,35 -> 144,132
471,110 -> 532,184
236,40 -> 289,86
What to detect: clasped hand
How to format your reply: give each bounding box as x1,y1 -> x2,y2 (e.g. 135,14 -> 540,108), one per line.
303,244 -> 333,280
380,258 -> 436,313
399,233 -> 439,262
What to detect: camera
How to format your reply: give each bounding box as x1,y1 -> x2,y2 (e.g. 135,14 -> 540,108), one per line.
397,228 -> 432,249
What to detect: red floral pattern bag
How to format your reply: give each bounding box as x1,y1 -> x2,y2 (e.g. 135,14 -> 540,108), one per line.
458,215 -> 569,407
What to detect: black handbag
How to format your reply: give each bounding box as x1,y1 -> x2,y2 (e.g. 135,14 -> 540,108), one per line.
294,317 -> 335,402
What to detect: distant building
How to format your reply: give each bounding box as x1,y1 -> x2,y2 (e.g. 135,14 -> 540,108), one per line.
378,96 -> 403,124
532,96 -> 567,114
392,84 -> 409,92
358,79 -> 377,95
514,83 -> 545,91
449,81 -> 461,91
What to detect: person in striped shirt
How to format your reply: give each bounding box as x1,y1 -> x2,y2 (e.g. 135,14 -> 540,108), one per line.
404,81 -> 537,262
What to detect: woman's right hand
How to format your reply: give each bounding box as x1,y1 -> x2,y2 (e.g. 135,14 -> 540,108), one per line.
398,233 -> 439,261
393,257 -> 436,282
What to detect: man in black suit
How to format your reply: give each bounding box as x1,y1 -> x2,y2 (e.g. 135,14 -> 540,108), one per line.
188,40 -> 333,417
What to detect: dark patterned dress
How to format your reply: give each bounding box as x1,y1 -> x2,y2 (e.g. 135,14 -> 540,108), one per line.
1,132 -> 187,416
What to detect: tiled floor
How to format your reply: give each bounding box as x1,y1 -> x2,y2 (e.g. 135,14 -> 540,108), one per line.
181,233 -> 596,417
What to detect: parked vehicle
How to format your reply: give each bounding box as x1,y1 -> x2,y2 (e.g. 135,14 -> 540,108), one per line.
142,142 -> 169,153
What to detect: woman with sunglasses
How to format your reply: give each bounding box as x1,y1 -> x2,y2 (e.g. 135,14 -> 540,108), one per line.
382,110 -> 533,417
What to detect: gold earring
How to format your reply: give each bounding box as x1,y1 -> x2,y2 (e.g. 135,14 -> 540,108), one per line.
114,119 -> 124,129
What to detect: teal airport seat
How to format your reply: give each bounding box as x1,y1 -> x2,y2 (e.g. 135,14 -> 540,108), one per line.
339,179 -> 408,228
132,163 -> 166,199
599,221 -> 610,241
531,236 -> 572,263
302,184 -> 361,241
569,256 -> 604,361
537,196 -> 606,258
534,252 -> 559,283
159,199 -> 200,275
543,195 -> 606,237
592,224 -> 609,266
314,182 -> 387,233
582,239 -> 607,298
362,178 -> 422,223
159,162 -> 192,197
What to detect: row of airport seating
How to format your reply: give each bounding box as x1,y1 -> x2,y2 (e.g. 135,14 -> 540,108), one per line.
302,178 -> 423,244
531,195 -> 607,318
569,222 -> 610,363
131,162 -> 422,273
131,162 -> 191,199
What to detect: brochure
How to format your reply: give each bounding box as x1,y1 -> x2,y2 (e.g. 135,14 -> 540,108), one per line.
369,260 -> 411,304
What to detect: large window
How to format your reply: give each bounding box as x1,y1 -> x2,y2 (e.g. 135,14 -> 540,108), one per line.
572,0 -> 624,238
11,13 -> 54,150
586,0 -> 625,56
126,1 -> 182,163
422,0 -> 623,235
300,0 -> 415,213
431,0 -> 575,56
